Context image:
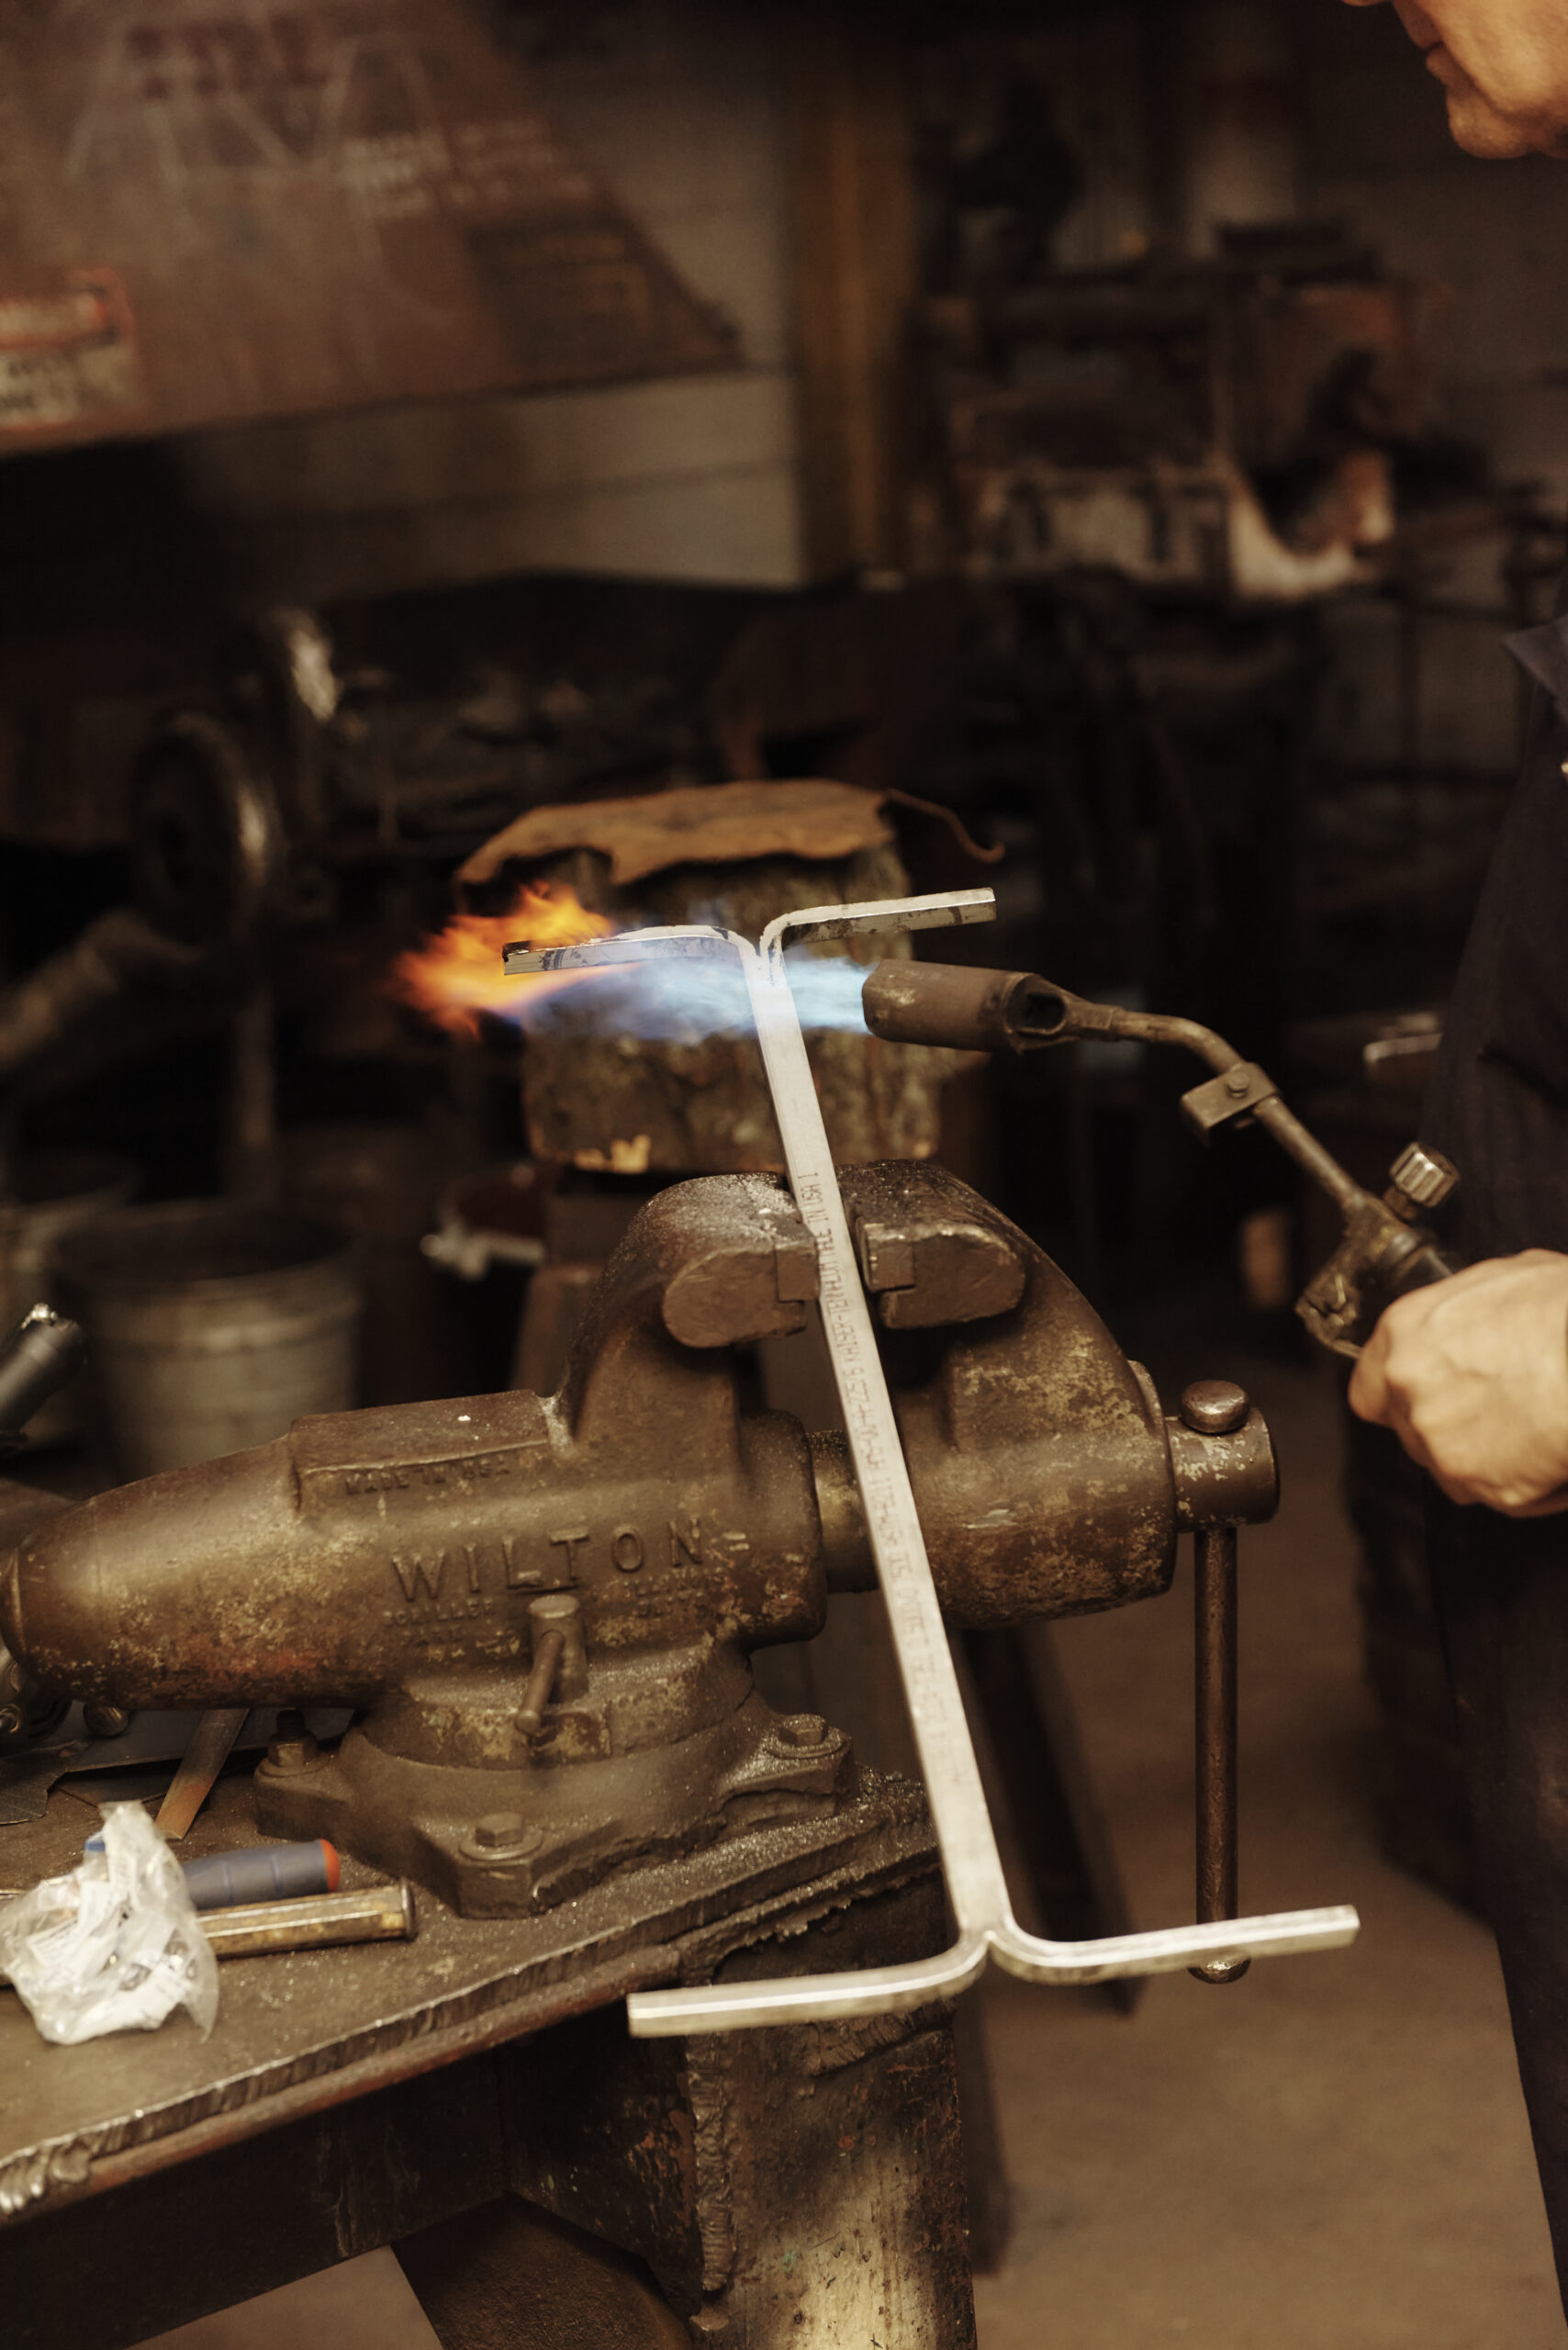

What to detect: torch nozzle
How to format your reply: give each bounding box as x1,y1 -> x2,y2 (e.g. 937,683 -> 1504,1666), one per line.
862,959 -> 1258,1070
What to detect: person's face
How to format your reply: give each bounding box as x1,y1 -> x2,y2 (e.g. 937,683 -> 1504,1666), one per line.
1342,0 -> 1568,158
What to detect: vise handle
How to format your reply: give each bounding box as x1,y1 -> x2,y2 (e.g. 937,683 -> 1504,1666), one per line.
1178,1380 -> 1252,1986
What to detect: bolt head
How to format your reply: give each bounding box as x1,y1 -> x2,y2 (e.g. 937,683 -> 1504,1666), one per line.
1180,1379 -> 1249,1436
473,1810 -> 531,1852
1224,1068 -> 1250,1097
774,1713 -> 828,1751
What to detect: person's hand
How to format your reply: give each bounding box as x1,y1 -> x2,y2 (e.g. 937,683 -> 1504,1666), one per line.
1348,1250 -> 1568,1515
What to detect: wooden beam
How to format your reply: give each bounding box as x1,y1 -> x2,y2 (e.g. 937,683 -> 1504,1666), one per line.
787,20 -> 919,579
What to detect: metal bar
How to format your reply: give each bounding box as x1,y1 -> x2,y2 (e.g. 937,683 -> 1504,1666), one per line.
732,911 -> 1009,1974
961,1624 -> 1142,2013
154,1707 -> 249,1841
517,1630 -> 565,1740
200,1880 -> 415,1959
636,904 -> 1359,2031
634,1906 -> 1355,2031
0,1882 -> 417,1972
758,889 -> 997,955
506,894 -> 1360,2032
1191,1527 -> 1249,1985
503,927 -> 733,975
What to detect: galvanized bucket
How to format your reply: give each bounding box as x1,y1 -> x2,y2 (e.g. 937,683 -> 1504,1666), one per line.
61,1203 -> 362,1477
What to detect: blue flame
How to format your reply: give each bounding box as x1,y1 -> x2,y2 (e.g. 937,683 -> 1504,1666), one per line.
515,946 -> 870,1043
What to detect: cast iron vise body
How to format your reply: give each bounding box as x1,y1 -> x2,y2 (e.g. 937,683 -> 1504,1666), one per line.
0,1165 -> 1272,1918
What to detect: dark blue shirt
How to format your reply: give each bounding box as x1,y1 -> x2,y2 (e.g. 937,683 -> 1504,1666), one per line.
1424,596 -> 1568,1259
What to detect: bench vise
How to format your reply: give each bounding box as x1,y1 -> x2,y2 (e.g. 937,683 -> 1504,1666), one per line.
0,1163 -> 1273,1920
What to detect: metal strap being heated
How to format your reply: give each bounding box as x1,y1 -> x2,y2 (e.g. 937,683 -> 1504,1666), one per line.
506,891 -> 1359,2033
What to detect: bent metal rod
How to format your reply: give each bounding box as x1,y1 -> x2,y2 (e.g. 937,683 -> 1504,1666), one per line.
505,890 -> 1360,2035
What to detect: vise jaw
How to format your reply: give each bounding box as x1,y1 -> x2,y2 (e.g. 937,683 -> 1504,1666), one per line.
0,1166 -> 1272,1918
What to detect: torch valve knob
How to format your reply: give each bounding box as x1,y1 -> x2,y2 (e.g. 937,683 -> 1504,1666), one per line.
1387,1143 -> 1460,1216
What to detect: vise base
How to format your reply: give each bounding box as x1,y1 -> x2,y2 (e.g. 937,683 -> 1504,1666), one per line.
255,1691 -> 852,1918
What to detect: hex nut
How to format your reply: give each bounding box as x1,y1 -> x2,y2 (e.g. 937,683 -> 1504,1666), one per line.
267,1709 -> 320,1774
466,1812 -> 543,1860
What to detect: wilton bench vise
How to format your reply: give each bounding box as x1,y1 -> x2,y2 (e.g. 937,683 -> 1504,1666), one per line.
0,1164 -> 1273,1919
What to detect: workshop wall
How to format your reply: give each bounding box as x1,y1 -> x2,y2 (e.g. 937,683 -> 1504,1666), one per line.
1034,0 -> 1568,513
1300,5 -> 1568,792
938,0 -> 1567,852
1304,8 -> 1568,512
994,8 -> 1158,274
170,2 -> 810,599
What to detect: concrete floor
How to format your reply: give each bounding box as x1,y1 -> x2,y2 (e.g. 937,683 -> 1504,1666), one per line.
972,1343 -> 1566,2349
137,1345 -> 1565,2349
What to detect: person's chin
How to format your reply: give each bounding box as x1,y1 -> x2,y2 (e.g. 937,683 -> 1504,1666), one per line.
1442,86 -> 1539,159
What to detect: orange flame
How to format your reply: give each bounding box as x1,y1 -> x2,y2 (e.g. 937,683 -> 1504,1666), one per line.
387,882 -> 617,1038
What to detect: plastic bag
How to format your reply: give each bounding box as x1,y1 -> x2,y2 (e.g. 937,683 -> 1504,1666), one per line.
0,1801 -> 219,2044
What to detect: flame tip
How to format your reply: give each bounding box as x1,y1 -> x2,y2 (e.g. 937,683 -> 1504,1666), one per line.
388,881 -> 617,1036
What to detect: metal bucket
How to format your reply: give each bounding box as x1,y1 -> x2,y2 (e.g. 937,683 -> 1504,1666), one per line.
280,1123 -> 488,1407
61,1203 -> 362,1477
0,1151 -> 139,1449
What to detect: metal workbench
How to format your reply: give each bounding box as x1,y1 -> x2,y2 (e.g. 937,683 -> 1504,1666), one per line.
3,1769 -> 972,2350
